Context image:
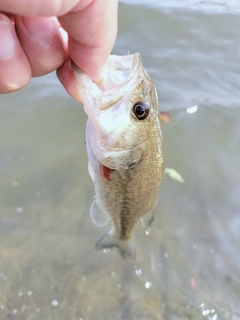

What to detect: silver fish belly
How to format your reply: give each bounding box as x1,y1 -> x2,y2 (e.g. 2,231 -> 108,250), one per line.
73,53 -> 164,260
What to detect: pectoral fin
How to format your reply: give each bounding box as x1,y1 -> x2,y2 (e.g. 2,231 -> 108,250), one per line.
95,233 -> 136,260
90,198 -> 109,227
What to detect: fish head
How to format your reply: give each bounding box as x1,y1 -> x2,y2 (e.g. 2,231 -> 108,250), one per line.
73,53 -> 161,170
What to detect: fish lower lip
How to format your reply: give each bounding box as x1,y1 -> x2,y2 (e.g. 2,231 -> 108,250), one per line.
104,140 -> 147,153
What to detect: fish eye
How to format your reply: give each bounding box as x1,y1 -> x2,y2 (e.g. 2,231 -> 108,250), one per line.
132,101 -> 149,120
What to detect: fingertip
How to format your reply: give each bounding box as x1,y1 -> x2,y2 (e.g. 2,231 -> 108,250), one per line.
0,73 -> 30,94
68,32 -> 110,84
59,0 -> 118,82
15,16 -> 67,76
57,60 -> 82,102
0,13 -> 31,93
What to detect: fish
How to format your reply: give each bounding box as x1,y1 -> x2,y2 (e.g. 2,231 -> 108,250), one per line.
73,53 -> 164,260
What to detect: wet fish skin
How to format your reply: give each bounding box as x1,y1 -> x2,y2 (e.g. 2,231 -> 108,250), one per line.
73,53 -> 164,259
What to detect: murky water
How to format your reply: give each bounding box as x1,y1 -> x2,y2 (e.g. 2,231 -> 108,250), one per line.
1,1 -> 240,319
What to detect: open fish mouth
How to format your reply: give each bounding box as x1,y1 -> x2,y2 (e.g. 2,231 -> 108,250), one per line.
72,53 -> 144,116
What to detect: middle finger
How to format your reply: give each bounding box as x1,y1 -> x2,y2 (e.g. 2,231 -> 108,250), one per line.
15,16 -> 68,77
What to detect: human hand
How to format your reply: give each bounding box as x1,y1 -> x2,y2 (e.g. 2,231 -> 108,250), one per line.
0,0 -> 118,99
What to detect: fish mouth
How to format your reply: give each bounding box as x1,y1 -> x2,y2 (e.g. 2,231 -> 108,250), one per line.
72,53 -> 144,114
99,54 -> 143,111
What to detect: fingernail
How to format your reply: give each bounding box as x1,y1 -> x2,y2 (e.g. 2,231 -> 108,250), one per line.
92,68 -> 104,85
22,16 -> 54,37
94,75 -> 103,85
0,20 -> 15,58
92,64 -> 106,85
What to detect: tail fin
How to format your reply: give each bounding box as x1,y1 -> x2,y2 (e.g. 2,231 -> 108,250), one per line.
95,233 -> 136,260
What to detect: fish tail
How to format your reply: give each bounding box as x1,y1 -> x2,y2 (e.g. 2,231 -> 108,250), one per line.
95,234 -> 136,260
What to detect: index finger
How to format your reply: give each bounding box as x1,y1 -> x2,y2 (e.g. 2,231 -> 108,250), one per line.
59,0 -> 118,81
0,0 -> 79,16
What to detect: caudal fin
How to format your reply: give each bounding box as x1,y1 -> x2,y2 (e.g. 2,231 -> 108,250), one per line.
95,234 -> 136,260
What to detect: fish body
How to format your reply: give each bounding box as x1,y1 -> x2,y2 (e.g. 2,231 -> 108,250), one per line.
73,53 -> 164,259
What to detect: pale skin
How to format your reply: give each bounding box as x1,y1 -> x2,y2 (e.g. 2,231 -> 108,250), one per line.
0,0 -> 118,99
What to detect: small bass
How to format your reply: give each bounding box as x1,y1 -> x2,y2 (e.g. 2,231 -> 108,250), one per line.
73,53 -> 164,259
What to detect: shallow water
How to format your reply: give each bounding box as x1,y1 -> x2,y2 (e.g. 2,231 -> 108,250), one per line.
1,1 -> 240,319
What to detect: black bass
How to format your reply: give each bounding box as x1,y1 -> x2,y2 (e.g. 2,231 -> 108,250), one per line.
73,53 -> 164,259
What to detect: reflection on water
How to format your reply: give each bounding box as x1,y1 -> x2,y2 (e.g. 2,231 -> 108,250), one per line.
1,1 -> 240,319
117,3 -> 240,111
